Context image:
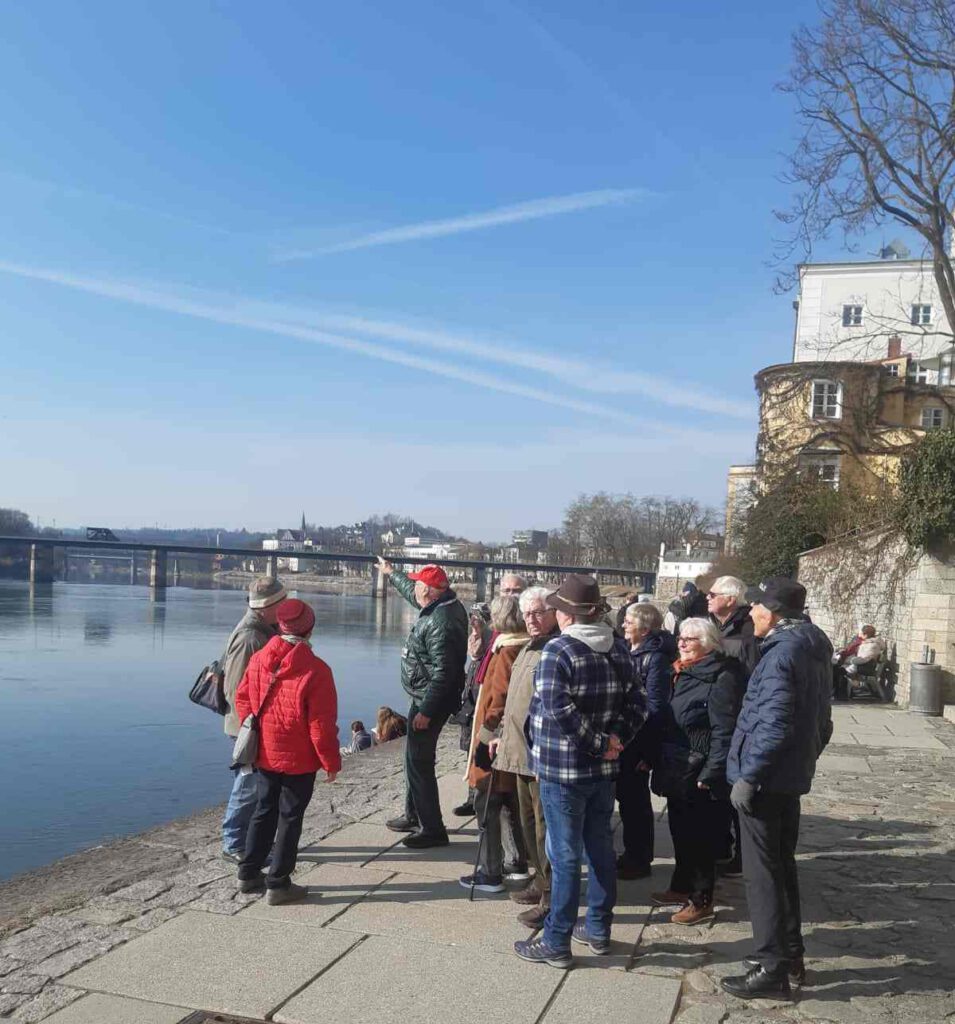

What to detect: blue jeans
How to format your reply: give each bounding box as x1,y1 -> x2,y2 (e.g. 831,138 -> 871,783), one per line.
539,777 -> 617,952
222,762 -> 258,855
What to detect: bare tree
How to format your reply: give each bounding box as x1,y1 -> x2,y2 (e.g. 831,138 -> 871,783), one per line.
777,0 -> 955,333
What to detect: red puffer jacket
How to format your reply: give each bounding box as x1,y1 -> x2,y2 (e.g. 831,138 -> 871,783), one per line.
235,635 -> 341,775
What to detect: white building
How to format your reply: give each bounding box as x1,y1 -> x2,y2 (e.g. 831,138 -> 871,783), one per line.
792,254 -> 953,378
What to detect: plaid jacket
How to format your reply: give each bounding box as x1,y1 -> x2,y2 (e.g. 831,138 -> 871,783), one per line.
528,633 -> 647,783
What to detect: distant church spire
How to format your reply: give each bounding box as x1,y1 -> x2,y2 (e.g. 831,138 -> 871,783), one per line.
301,511 -> 307,533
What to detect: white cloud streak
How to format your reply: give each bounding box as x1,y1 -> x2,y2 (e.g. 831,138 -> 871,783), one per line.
271,188 -> 647,261
0,261 -> 752,447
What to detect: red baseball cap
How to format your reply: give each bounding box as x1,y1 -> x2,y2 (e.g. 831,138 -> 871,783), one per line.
407,564 -> 449,588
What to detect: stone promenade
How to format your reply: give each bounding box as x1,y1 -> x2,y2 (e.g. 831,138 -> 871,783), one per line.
2,704 -> 955,1024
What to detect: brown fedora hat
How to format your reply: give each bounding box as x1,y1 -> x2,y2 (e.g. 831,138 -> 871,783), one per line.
546,574 -> 604,616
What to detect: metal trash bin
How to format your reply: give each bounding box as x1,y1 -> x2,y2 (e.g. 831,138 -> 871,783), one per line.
909,662 -> 943,716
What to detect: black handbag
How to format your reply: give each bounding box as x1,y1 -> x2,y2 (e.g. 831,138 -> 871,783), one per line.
650,743 -> 706,801
189,660 -> 228,716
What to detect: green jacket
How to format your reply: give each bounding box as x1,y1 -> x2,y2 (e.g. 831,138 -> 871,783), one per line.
391,570 -> 469,717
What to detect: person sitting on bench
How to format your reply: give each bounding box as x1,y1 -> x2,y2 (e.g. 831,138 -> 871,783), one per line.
833,625 -> 885,697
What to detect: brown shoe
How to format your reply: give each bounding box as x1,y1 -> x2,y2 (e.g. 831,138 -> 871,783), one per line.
650,889 -> 690,906
671,901 -> 715,925
517,904 -> 548,929
509,883 -> 542,906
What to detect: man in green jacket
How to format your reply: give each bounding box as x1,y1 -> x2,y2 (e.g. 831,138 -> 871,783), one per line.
377,558 -> 468,848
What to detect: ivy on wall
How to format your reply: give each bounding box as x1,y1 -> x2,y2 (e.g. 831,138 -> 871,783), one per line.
895,428 -> 955,549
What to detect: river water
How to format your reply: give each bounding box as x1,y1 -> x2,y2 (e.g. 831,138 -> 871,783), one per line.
0,580 -> 418,881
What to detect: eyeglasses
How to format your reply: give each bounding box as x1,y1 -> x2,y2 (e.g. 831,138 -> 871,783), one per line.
677,636 -> 703,644
706,591 -> 726,599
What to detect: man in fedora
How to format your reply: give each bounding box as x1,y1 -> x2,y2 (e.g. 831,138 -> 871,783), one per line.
220,575 -> 286,861
515,574 -> 646,969
376,557 -> 468,848
720,577 -> 833,1001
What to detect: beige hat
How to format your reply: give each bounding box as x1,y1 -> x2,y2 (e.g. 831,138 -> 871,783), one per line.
248,576 -> 286,609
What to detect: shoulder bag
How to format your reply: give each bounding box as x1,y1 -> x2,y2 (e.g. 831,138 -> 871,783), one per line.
230,672 -> 280,770
189,659 -> 228,716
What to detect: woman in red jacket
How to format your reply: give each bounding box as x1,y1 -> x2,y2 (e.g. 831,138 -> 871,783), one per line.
235,598 -> 341,904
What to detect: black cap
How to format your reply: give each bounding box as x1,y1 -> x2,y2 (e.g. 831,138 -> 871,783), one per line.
745,577 -> 806,617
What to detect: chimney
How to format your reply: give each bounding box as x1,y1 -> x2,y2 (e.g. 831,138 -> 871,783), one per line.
887,335 -> 902,359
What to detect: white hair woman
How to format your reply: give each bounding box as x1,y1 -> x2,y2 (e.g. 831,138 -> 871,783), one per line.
615,602 -> 677,879
650,617 -> 745,925
461,595 -> 530,894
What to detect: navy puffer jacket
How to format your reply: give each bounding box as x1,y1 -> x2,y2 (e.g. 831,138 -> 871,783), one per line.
728,621 -> 834,795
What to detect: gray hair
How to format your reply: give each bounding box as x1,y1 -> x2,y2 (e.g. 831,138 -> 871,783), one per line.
679,616 -> 724,653
500,573 -> 527,592
710,576 -> 747,605
624,603 -> 663,633
519,586 -> 551,613
491,594 -> 525,633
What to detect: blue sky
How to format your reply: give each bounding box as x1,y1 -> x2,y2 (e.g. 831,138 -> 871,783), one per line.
1,0 -> 830,540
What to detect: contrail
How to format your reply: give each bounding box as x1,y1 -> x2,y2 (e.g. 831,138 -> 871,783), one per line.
271,188 -> 647,261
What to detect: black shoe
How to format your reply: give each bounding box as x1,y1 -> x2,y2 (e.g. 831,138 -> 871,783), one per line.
452,802 -> 475,817
743,957 -> 806,986
721,965 -> 792,1000
386,815 -> 419,833
401,830 -> 450,849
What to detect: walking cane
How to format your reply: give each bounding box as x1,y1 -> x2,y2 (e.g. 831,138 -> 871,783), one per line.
469,763 -> 497,902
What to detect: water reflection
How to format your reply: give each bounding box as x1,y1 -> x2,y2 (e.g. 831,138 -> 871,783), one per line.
0,579 -> 414,880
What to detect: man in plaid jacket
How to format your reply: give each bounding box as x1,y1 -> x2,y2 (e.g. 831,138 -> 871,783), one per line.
516,575 -> 647,968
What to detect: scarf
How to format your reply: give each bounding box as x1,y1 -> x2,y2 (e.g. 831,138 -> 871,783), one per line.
281,634 -> 312,647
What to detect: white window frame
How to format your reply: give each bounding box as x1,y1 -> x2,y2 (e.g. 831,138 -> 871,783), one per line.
907,361 -> 930,384
801,453 -> 841,490
810,379 -> 843,420
842,304 -> 864,327
921,407 -> 944,430
911,304 -> 933,326
884,362 -> 900,377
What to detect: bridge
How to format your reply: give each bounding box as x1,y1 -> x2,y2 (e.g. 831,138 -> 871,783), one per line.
0,536 -> 656,600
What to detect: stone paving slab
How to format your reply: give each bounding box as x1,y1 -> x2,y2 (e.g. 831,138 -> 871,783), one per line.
327,874 -> 536,954
40,993 -> 192,1024
818,754 -> 873,773
237,863 -> 394,927
366,830 -> 481,879
297,822 -> 402,867
61,911 -> 358,1020
544,964 -> 682,1024
849,731 -> 949,750
274,934 -> 562,1024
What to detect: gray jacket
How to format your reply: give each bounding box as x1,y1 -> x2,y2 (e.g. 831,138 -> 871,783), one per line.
494,632 -> 555,777
222,609 -> 276,737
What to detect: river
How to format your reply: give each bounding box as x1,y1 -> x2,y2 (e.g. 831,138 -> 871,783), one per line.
0,580 -> 418,881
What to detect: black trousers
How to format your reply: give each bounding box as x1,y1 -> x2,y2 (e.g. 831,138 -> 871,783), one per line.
403,705 -> 450,836
238,769 -> 316,889
667,790 -> 730,906
615,748 -> 654,866
738,792 -> 803,975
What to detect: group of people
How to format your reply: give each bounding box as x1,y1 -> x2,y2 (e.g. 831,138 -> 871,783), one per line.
343,707 -> 408,754
212,560 -> 834,1002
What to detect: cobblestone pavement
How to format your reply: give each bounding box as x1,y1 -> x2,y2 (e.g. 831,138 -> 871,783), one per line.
0,706 -> 953,1023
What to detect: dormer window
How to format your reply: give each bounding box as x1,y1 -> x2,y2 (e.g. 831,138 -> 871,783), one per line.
811,379 -> 843,419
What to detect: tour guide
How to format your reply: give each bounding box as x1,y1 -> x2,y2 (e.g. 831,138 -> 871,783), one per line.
377,557 -> 468,848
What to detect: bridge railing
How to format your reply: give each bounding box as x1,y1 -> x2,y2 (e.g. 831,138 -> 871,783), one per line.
0,535 -> 657,597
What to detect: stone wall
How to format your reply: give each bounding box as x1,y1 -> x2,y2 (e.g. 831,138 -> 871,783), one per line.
799,529 -> 955,706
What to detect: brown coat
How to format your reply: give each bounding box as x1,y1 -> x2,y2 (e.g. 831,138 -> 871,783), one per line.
494,633 -> 554,778
466,634 -> 529,790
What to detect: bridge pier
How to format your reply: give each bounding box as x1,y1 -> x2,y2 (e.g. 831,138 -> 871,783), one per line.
130,552 -> 137,585
475,567 -> 487,603
173,558 -> 181,586
30,543 -> 55,584
266,554 -> 278,577
149,549 -> 167,595
371,565 -> 389,601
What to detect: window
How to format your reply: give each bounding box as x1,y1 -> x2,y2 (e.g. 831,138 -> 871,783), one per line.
884,362 -> 900,377
911,304 -> 932,326
907,361 -> 929,383
801,454 -> 841,490
921,407 -> 944,430
842,304 -> 863,327
811,379 -> 842,419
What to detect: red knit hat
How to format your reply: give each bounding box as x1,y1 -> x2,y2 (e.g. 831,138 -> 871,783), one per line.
407,564 -> 449,588
276,598 -> 316,637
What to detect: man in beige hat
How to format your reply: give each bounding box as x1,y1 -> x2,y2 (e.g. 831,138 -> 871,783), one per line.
220,575 -> 286,861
